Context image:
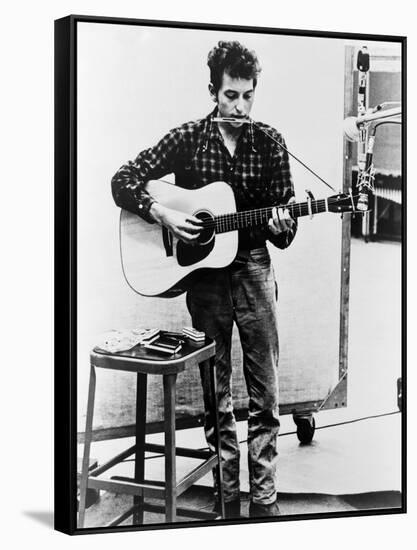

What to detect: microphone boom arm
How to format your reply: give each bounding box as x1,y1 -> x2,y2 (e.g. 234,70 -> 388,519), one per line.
344,106 -> 402,141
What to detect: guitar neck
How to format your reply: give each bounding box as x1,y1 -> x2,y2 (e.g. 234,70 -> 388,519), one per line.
215,198 -> 329,233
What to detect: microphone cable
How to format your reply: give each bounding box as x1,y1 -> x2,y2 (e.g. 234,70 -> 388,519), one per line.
129,409 -> 401,462
253,122 -> 337,192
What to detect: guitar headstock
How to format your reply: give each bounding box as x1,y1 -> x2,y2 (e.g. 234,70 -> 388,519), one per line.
327,192 -> 358,213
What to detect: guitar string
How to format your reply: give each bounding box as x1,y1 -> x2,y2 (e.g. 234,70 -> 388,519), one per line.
217,203 -> 327,223
205,209 -> 356,231
215,199 -> 328,219
197,194 -> 361,230
206,208 -> 350,230
211,205 -> 326,228
212,195 -> 358,220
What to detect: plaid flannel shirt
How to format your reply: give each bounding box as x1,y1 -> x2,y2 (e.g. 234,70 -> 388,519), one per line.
111,110 -> 297,250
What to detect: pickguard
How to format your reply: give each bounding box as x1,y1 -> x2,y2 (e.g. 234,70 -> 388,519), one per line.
177,239 -> 215,266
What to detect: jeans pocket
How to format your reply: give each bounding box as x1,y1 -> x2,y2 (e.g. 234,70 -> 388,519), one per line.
249,247 -> 271,267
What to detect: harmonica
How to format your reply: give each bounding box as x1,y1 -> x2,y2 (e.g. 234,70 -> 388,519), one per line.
212,117 -> 252,123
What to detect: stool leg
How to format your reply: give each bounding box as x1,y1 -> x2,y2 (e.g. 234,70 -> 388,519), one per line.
133,373 -> 147,524
209,358 -> 225,519
78,365 -> 97,528
163,373 -> 177,522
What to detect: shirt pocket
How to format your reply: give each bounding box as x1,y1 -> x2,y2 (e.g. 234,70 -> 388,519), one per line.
175,162 -> 198,188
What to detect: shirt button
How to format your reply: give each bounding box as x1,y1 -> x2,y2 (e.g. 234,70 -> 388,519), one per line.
138,204 -> 143,209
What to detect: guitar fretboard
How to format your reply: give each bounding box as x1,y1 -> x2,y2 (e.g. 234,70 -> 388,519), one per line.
214,199 -> 329,233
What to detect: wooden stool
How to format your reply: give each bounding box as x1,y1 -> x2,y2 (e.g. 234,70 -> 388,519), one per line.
78,335 -> 225,527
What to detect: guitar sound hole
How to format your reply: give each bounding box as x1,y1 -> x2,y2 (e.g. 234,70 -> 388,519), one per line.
194,210 -> 215,245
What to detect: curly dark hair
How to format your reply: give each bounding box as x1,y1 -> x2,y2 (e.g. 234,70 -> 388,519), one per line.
207,41 -> 261,93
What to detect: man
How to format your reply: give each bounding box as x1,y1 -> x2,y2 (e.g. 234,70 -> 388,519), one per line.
111,40 -> 297,519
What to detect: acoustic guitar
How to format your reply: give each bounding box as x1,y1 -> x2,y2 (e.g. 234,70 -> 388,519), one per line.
119,180 -> 356,297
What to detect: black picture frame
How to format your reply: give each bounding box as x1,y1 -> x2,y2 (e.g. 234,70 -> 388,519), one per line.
55,14 -> 406,535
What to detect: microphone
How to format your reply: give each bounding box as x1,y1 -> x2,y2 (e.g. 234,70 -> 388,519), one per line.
343,106 -> 401,141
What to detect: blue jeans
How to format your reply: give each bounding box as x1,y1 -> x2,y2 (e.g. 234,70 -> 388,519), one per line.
186,247 -> 280,505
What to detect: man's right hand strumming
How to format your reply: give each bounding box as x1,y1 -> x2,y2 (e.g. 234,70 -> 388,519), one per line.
150,203 -> 202,244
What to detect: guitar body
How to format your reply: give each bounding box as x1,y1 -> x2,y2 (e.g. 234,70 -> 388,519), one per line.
120,180 -> 238,297
120,180 -> 354,297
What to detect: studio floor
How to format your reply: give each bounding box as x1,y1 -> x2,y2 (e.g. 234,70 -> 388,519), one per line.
78,237 -> 403,528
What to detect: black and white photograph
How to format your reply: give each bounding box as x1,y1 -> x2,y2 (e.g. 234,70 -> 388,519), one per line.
54,14 -> 405,536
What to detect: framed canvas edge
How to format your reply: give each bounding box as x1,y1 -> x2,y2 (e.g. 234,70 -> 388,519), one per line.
54,15 -> 78,535
400,35 -> 407,515
54,14 -> 407,535
59,13 -> 407,42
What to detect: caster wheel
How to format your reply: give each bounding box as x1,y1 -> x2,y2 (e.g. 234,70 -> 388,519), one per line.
293,414 -> 316,444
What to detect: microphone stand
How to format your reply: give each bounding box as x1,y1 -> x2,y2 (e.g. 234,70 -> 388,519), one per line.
349,47 -> 401,242
355,47 -> 372,243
